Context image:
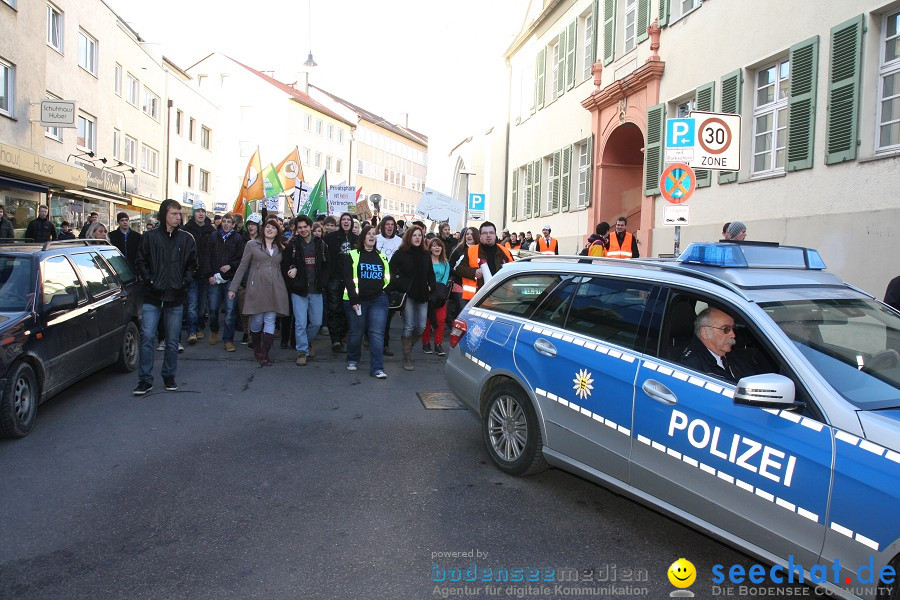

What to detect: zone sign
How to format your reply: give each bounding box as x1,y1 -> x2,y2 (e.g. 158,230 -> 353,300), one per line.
665,112 -> 741,172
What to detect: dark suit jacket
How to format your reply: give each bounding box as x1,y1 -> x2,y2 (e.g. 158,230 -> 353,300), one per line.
678,336 -> 754,383
108,228 -> 142,267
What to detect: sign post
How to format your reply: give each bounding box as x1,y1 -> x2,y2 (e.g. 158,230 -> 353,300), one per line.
659,163 -> 696,257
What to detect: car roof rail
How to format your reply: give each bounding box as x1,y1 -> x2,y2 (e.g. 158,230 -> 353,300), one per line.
515,254 -> 751,301
42,239 -> 111,251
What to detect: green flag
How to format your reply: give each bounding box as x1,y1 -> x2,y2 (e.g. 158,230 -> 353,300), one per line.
261,163 -> 284,198
300,171 -> 327,217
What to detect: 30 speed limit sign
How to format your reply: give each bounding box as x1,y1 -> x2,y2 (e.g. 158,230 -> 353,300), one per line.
688,111 -> 741,171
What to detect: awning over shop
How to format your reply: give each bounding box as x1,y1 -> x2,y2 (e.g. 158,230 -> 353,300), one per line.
0,176 -> 48,194
129,194 -> 161,211
61,188 -> 128,205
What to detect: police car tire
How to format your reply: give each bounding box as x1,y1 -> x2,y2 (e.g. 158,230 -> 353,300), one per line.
482,382 -> 548,476
0,362 -> 38,439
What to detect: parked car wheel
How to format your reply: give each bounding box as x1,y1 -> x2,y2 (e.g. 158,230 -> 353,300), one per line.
115,321 -> 139,372
482,381 -> 548,476
0,362 -> 38,438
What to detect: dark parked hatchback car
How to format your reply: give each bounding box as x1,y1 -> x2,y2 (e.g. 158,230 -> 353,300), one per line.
0,240 -> 142,438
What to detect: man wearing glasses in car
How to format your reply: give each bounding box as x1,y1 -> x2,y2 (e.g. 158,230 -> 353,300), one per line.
679,307 -> 755,383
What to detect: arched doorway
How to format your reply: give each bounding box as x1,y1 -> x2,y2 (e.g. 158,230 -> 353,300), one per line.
598,123 -> 644,230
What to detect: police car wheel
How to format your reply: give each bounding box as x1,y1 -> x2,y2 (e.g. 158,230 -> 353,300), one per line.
482,382 -> 548,476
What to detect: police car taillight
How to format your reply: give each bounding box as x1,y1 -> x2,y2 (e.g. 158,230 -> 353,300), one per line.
449,318 -> 467,348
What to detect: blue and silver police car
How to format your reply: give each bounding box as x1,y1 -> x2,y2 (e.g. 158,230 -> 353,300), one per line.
446,242 -> 900,600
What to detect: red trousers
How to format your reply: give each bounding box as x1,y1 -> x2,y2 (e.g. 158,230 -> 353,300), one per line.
422,303 -> 446,345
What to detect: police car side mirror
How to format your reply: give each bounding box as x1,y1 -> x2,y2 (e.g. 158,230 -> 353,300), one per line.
733,374 -> 801,409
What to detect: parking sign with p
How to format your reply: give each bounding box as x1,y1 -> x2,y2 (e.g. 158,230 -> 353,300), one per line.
667,119 -> 695,148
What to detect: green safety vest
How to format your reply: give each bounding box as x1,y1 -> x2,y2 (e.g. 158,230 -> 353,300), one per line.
342,249 -> 391,300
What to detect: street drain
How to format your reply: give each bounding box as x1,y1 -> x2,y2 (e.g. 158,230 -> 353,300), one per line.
418,391 -> 466,410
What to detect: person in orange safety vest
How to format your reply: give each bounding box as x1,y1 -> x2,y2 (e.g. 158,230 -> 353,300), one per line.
455,222 -> 514,300
608,216 -> 639,259
536,225 -> 559,255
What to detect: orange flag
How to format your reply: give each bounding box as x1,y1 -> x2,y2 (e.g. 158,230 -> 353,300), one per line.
276,147 -> 305,217
233,148 -> 264,218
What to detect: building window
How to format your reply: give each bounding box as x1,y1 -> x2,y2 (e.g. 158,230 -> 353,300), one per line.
338,129 -> 344,144
112,128 -> 121,159
676,98 -> 695,118
76,112 -> 96,151
188,118 -> 196,141
327,123 -> 334,140
126,73 -> 139,106
577,140 -> 591,208
199,169 -> 210,193
142,88 -> 160,121
200,126 -> 211,150
623,0 -> 638,54
877,10 -> 900,152
174,159 -> 181,184
325,156 -> 332,171
123,135 -> 137,166
114,63 -> 122,96
77,29 -> 98,76
304,114 -> 311,131
303,147 -> 310,163
550,39 -> 562,101
140,145 -> 159,176
187,164 -> 194,188
316,119 -> 323,135
336,159 -> 343,174
175,110 -> 183,135
44,93 -> 62,141
545,154 -> 557,213
582,11 -> 594,81
751,59 -> 790,175
357,160 -> 364,175
47,4 -> 63,53
314,152 -> 321,167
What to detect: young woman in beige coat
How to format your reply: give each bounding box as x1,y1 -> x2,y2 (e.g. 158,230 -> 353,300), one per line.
228,218 -> 290,365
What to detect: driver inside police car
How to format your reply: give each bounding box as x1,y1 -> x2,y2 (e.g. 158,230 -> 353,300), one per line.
679,307 -> 756,383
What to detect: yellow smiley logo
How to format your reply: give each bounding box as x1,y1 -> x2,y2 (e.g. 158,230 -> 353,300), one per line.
667,558 -> 696,588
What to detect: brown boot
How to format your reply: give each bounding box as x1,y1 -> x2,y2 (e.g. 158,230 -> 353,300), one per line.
401,336 -> 414,371
259,333 -> 275,366
250,331 -> 261,359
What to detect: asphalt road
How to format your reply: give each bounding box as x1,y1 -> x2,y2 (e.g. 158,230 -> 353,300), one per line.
0,330 -> 819,599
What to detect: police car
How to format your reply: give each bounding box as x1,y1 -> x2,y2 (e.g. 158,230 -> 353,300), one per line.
446,242 -> 900,600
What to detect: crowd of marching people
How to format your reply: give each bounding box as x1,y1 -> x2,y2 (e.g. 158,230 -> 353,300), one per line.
126,199 -> 520,394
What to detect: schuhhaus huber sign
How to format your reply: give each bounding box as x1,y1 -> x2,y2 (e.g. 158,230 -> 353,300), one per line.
40,100 -> 77,128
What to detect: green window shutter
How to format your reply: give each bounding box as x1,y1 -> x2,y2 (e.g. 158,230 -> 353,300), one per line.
585,136 -> 594,207
511,169 -> 519,221
694,81 -> 715,188
825,15 -> 864,165
551,150 -> 561,213
566,20 -> 577,90
525,162 -> 533,218
603,0 -> 616,66
533,159 -> 542,216
644,103 -> 665,195
535,48 -> 546,112
561,145 -> 572,212
718,69 -> 744,185
658,0 -> 669,27
637,0 -> 651,43
786,36 -> 819,172
556,31 -> 567,99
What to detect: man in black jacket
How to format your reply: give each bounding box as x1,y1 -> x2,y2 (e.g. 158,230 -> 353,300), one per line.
201,213 -> 244,351
24,205 -> 56,242
77,212 -> 99,239
133,199 -> 198,395
182,202 -> 215,344
0,205 -> 15,239
108,212 -> 141,267
322,212 -> 358,353
281,215 -> 327,365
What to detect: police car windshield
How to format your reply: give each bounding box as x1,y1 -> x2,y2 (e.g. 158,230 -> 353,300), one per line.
761,299 -> 900,410
0,257 -> 34,312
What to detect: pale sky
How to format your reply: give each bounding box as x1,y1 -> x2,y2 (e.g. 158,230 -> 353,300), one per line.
104,0 -> 525,191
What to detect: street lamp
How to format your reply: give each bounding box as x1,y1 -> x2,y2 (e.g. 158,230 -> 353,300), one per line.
460,170 -> 475,228
303,0 -> 317,67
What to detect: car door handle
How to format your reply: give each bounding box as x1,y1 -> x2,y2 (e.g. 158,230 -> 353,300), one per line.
534,338 -> 557,357
642,379 -> 678,404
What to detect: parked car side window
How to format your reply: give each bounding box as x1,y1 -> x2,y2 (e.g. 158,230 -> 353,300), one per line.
563,277 -> 654,351
0,257 -> 35,311
70,252 -> 119,297
99,249 -> 135,285
41,256 -> 86,306
477,274 -> 566,318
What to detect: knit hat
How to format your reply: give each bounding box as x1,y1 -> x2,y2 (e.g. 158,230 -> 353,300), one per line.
192,200 -> 206,213
726,221 -> 746,239
116,212 -> 128,222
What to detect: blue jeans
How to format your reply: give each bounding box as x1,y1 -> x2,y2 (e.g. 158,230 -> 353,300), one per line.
291,292 -> 323,352
139,302 -> 183,384
402,299 -> 429,337
249,311 -> 277,335
187,279 -> 209,334
344,293 -> 388,374
207,282 -> 238,342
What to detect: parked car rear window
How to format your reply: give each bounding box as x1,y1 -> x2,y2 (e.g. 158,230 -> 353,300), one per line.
99,249 -> 136,285
70,252 -> 120,297
0,257 -> 34,312
564,277 -> 653,351
478,274 -> 564,317
41,256 -> 86,305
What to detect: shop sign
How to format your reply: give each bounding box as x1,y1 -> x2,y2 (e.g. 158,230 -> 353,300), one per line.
77,162 -> 124,195
0,142 -> 87,189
